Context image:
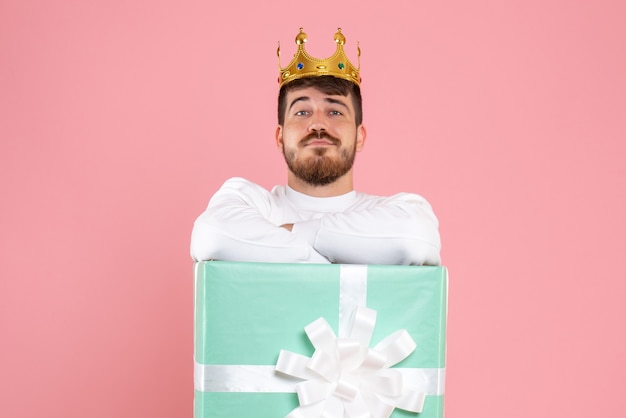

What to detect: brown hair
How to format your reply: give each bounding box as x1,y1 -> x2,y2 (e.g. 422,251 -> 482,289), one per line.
277,76 -> 363,126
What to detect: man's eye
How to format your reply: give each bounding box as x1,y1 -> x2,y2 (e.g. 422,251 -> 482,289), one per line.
295,110 -> 308,116
329,110 -> 343,116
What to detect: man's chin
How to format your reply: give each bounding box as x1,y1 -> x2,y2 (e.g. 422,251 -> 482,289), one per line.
302,146 -> 332,157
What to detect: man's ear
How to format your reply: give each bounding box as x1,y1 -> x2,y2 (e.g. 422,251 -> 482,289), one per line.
275,125 -> 284,151
356,124 -> 367,152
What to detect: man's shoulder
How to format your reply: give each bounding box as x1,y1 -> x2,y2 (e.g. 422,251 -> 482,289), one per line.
216,177 -> 268,192
215,177 -> 285,200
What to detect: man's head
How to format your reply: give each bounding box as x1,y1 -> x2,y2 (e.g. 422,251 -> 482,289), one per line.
275,76 -> 366,190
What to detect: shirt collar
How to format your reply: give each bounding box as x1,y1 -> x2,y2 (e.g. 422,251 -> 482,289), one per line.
285,185 -> 357,211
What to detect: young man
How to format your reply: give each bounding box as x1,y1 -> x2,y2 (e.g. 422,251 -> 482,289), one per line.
190,28 -> 440,265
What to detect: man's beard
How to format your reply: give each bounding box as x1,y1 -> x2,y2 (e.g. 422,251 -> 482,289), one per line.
283,132 -> 357,186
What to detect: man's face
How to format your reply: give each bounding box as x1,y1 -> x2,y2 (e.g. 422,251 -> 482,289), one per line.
276,86 -> 366,186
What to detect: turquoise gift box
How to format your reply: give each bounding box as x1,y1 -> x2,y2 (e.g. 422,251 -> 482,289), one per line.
194,261 -> 448,417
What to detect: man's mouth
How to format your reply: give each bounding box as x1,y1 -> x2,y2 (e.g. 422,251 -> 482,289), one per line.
300,133 -> 340,147
305,138 -> 336,146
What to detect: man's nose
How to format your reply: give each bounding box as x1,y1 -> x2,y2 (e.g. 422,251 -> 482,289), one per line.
307,112 -> 328,133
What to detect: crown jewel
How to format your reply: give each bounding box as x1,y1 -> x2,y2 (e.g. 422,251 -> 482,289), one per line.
277,28 -> 361,87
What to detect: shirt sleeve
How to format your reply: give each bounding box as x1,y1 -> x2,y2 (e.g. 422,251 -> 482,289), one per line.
308,193 -> 441,266
190,178 -> 330,263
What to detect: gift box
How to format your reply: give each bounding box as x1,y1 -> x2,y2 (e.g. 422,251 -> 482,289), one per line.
194,261 -> 447,418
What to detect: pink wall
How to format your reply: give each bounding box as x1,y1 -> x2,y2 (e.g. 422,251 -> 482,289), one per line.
1,1 -> 625,417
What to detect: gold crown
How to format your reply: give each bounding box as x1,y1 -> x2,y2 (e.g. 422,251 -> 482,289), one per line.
277,28 -> 361,88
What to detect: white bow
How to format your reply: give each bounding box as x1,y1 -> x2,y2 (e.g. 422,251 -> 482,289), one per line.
275,307 -> 425,418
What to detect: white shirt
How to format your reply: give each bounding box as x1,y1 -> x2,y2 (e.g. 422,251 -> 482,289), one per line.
190,177 -> 441,265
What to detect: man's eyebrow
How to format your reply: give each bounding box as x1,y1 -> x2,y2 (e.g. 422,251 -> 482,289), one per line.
324,97 -> 349,110
288,96 -> 310,111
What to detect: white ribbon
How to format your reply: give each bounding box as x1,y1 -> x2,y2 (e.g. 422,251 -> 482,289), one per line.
275,306 -> 426,418
195,364 -> 298,393
194,363 -> 444,396
338,265 -> 368,338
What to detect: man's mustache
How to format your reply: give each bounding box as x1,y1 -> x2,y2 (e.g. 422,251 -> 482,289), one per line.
299,131 -> 341,146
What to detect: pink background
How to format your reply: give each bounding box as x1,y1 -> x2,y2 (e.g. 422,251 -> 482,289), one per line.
1,1 -> 625,417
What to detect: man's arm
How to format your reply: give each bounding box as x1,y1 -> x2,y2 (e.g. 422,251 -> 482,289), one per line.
290,193 -> 441,265
190,178 -> 329,263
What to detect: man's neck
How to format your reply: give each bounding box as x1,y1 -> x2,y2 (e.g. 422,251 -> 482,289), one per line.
287,172 -> 354,197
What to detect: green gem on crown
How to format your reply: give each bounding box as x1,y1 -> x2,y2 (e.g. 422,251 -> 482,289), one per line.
338,62 -> 345,70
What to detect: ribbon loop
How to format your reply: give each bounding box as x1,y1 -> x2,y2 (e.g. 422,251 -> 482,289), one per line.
276,350 -> 319,381
360,348 -> 386,370
347,306 -> 376,345
360,392 -> 395,418
308,347 -> 339,381
391,390 -> 426,413
374,329 -> 417,368
333,378 -> 358,401
305,317 -> 337,350
296,380 -> 331,405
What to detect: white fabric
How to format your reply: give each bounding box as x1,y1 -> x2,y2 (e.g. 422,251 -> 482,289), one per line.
190,177 -> 440,265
